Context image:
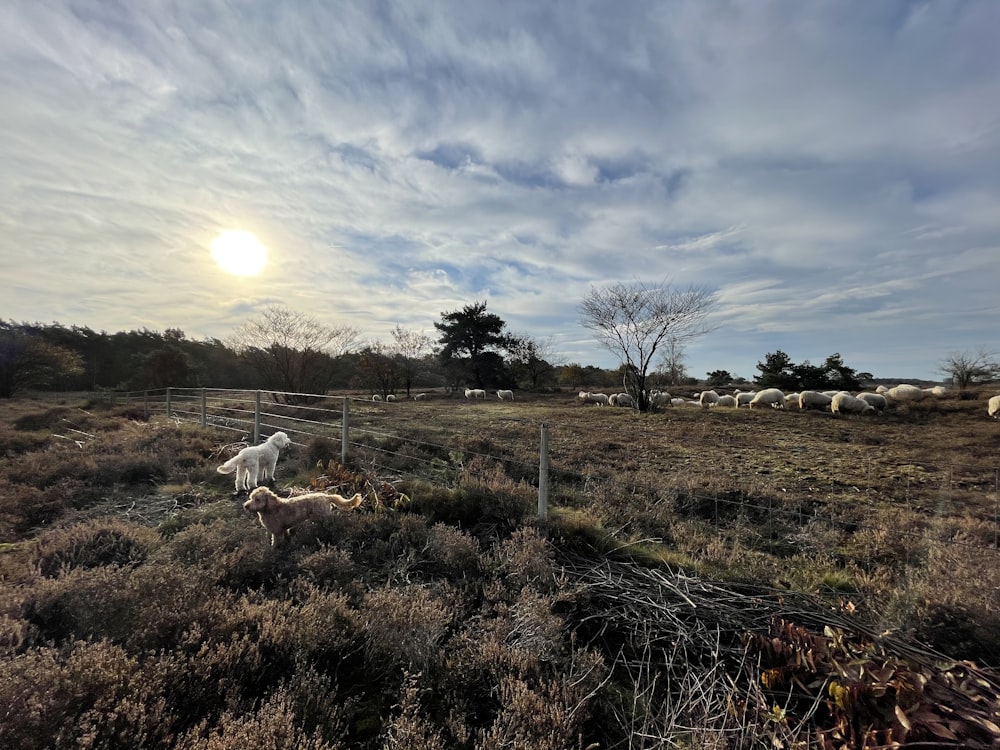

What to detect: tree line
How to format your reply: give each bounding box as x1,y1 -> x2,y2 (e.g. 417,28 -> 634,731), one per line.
3,280 -> 994,403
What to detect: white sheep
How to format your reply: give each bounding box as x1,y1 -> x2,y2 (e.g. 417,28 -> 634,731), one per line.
875,385 -> 890,395
712,394 -> 737,408
749,388 -> 785,409
615,393 -> 634,407
465,388 -> 487,400
497,389 -> 514,401
413,393 -> 429,401
798,391 -> 833,411
988,395 -> 1000,419
783,393 -> 801,410
924,385 -> 948,397
670,398 -> 688,406
734,391 -> 756,408
698,390 -> 720,408
385,394 -> 396,402
831,391 -> 875,416
578,391 -> 609,406
855,392 -> 888,411
649,391 -> 672,408
886,384 -> 925,402
372,394 -> 383,402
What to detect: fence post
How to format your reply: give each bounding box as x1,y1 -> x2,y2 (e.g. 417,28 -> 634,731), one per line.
538,423 -> 550,520
143,391 -> 149,420
254,390 -> 261,444
342,397 -> 350,465
200,388 -> 207,428
165,388 -> 172,418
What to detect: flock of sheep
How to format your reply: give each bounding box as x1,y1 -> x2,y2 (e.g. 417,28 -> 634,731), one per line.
375,384 -> 1000,419
580,383 -> 1000,418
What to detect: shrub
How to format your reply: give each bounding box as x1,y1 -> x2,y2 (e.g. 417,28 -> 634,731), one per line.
32,518 -> 159,577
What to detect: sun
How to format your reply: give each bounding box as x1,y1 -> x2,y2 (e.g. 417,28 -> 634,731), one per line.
210,230 -> 267,276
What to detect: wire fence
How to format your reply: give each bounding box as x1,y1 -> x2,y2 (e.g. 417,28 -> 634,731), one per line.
105,386 -> 1000,561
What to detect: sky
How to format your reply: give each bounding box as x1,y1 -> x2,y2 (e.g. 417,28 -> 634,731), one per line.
2,1 -> 998,382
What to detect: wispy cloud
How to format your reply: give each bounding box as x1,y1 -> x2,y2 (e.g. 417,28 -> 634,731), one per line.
2,1 -> 998,380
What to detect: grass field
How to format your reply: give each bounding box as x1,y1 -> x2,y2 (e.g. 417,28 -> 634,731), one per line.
1,388 -> 999,748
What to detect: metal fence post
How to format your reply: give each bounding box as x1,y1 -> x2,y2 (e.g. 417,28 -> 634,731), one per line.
200,388 -> 207,427
538,423 -> 550,520
342,397 -> 350,465
254,390 -> 261,444
165,388 -> 172,417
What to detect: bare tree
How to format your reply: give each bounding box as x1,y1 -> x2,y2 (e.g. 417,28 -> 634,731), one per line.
579,281 -> 717,411
940,347 -> 1000,390
228,305 -> 359,402
390,325 -> 434,397
508,333 -> 565,390
655,335 -> 688,387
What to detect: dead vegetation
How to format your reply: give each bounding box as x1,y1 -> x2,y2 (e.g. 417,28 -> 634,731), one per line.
0,389 -> 998,748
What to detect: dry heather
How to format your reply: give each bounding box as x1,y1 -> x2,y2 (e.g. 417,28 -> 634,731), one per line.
0,389 -> 998,748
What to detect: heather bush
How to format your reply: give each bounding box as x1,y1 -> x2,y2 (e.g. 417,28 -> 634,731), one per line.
32,517 -> 159,577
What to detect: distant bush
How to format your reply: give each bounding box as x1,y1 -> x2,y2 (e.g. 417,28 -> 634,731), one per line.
32,518 -> 158,577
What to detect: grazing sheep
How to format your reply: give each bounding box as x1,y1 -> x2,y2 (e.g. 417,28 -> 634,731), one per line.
749,388 -> 785,409
670,398 -> 688,406
798,391 -> 833,411
649,391 -> 672,408
497,389 -> 514,401
875,385 -> 890,395
925,386 -> 948,397
464,388 -> 487,400
244,486 -> 363,546
734,391 -> 756,408
385,394 -> 396,402
578,391 -> 610,406
783,393 -> 801,410
712,395 -> 737,408
856,392 -> 888,411
831,391 -> 875,416
372,394 -> 382,402
886,384 -> 925,402
413,393 -> 429,401
610,392 -> 634,407
698,390 -> 720,408
216,432 -> 292,492
988,395 -> 1000,419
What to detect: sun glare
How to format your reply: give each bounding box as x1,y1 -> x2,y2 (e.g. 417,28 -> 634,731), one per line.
210,230 -> 267,276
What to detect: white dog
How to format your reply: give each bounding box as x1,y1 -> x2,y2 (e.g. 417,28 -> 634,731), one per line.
216,431 -> 292,492
244,486 -> 364,545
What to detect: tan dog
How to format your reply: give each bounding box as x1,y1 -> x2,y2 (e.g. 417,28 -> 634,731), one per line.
244,486 -> 363,546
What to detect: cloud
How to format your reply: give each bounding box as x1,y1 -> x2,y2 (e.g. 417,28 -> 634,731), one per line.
2,1 -> 998,380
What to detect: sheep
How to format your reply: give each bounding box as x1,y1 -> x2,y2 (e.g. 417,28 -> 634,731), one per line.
831,391 -> 875,416
385,394 -> 396,402
578,391 -> 609,406
372,394 -> 382,402
924,385 -> 948,397
464,388 -> 487,400
734,391 -> 756,408
886,384 -> 925,402
649,391 -> 672,408
875,385 -> 889,394
783,393 -> 801,410
988,395 -> 1000,419
670,398 -> 688,406
712,395 -> 737,408
856,392 -> 888,411
413,393 -> 429,400
798,391 -> 833,411
749,388 -> 785,409
497,389 -> 514,401
698,390 -> 720,408
611,392 -> 634,407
